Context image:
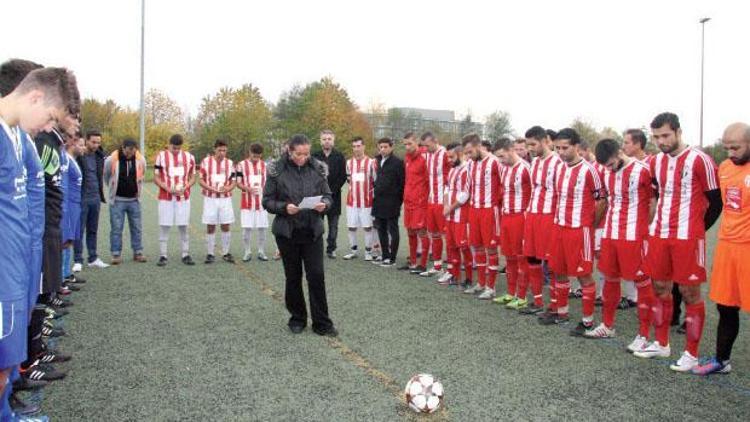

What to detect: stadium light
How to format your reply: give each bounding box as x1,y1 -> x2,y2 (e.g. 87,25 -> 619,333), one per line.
699,17 -> 711,148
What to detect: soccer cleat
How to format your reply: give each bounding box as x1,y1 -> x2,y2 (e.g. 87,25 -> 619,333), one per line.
65,274 -> 86,284
10,393 -> 41,417
538,313 -> 569,325
397,263 -> 414,271
72,262 -> 82,272
506,298 -> 528,310
87,258 -> 110,268
204,254 -> 215,264
110,256 -> 122,265
492,294 -> 515,305
372,255 -> 383,263
133,253 -> 148,263
157,256 -> 168,267
49,296 -> 72,308
20,361 -> 67,382
36,350 -> 72,363
463,284 -> 482,294
670,351 -> 700,372
62,282 -> 81,292
583,322 -> 616,339
690,357 -> 732,375
477,288 -> 496,300
182,255 -> 195,265
257,252 -> 269,262
380,259 -> 395,267
626,335 -> 649,353
326,251 -> 336,259
618,297 -> 638,310
45,306 -> 67,319
222,253 -> 235,264
519,304 -> 544,315
633,342 -> 671,359
410,266 -> 427,275
570,321 -> 594,337
364,252 -> 373,261
343,251 -> 358,260
41,324 -> 65,338
57,286 -> 72,296
242,252 -> 252,262
436,271 -> 453,284
12,377 -> 48,392
419,268 -> 441,277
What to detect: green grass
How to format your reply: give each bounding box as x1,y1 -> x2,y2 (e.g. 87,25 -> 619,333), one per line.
40,185 -> 749,421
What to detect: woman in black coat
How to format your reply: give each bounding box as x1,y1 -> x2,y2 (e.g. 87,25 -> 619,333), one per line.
262,134 -> 337,336
371,137 -> 405,265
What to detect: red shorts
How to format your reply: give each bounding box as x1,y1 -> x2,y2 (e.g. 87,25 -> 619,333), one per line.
523,213 -> 555,260
468,207 -> 500,249
404,207 -> 426,230
597,238 -> 647,281
446,221 -> 469,249
549,225 -> 594,277
500,213 -> 525,257
644,236 -> 706,285
426,203 -> 447,233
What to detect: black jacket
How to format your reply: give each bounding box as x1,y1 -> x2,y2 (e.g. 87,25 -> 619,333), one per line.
76,147 -> 106,204
312,148 -> 346,216
372,154 -> 404,219
263,156 -> 333,240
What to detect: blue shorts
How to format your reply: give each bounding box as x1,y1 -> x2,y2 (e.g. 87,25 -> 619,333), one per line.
0,299 -> 27,369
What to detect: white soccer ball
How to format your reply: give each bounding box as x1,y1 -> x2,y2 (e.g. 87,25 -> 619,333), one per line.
404,374 -> 444,414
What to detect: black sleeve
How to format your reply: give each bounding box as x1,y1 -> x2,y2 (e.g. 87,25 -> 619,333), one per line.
262,176 -> 287,215
396,160 -> 405,201
651,177 -> 659,200
704,188 -> 722,231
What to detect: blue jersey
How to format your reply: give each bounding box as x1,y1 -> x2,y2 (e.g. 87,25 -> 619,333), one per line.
0,121 -> 31,301
21,129 -> 45,308
62,151 -> 82,242
60,148 -> 69,233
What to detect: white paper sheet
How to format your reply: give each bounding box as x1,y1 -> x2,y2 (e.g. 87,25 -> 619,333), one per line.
298,195 -> 322,209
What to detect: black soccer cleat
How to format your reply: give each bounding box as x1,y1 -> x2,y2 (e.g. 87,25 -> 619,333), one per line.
409,266 -> 427,275
182,255 -> 195,265
157,256 -> 168,267
12,377 -> 48,392
222,253 -> 235,264
49,296 -> 73,308
569,321 -> 593,337
65,274 -> 86,284
36,350 -> 72,364
204,254 -> 215,264
10,392 -> 42,417
21,361 -> 67,382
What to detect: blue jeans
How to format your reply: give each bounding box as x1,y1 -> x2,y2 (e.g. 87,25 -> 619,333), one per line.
74,200 -> 101,264
109,200 -> 143,256
62,246 -> 73,279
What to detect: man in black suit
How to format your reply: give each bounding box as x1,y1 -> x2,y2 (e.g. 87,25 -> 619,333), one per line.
312,129 -> 347,259
372,137 -> 404,266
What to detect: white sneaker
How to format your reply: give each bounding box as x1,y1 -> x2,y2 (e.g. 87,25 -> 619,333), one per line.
477,288 -> 496,300
583,322 -> 616,339
626,335 -> 649,353
463,284 -> 482,294
419,268 -> 441,277
87,258 -> 110,269
364,252 -> 373,261
72,263 -> 82,273
342,251 -> 358,260
670,351 -> 699,372
437,272 -> 453,284
633,341 -> 671,359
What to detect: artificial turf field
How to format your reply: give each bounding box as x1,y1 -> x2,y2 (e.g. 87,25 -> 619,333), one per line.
39,184 -> 749,421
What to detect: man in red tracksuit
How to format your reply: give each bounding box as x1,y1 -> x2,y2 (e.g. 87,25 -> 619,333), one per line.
398,132 -> 430,273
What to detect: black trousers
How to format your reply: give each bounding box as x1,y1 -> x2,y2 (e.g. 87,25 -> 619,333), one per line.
276,235 -> 333,331
375,217 -> 399,261
324,214 -> 339,254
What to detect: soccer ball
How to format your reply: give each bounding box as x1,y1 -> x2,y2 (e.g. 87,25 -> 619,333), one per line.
404,374 -> 444,414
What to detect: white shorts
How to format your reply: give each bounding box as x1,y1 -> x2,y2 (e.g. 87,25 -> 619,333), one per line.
202,197 -> 235,225
346,206 -> 373,228
158,199 -> 191,227
241,209 -> 269,229
594,228 -> 603,252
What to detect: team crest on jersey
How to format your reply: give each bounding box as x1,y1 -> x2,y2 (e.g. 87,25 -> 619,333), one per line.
726,187 -> 742,212
745,175 -> 750,187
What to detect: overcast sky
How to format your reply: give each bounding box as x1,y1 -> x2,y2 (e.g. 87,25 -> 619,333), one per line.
4,0 -> 748,144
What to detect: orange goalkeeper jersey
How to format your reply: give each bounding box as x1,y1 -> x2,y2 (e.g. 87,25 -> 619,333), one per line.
718,159 -> 750,243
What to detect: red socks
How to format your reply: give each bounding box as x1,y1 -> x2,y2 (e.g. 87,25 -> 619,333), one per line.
517,259 -> 529,300
487,253 -> 499,290
636,279 -> 655,338
431,236 -> 443,265
461,248 -> 473,282
685,301 -> 706,356
581,283 -> 596,320
528,263 -> 543,306
602,279 -> 621,328
556,278 -> 570,316
505,257 -> 518,297
419,234 -> 430,267
475,249 -> 486,288
408,233 -> 418,266
654,294 -> 673,347
549,273 -> 559,311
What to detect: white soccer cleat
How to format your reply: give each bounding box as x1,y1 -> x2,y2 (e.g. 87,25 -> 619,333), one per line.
670,351 -> 699,373
72,263 -> 82,273
342,252 -> 358,260
583,322 -> 616,339
364,252 -> 373,261
633,341 -> 671,359
477,288 -> 496,300
87,258 -> 110,269
626,335 -> 649,353
463,284 -> 482,294
437,271 -> 453,284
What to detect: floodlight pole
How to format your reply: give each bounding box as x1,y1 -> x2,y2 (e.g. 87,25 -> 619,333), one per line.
138,0 -> 146,156
699,17 -> 711,148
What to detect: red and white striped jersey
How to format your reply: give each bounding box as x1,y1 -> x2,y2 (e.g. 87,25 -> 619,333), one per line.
469,155 -> 502,209
500,160 -> 532,215
237,159 -> 266,210
601,160 -> 653,241
154,150 -> 196,201
554,159 -> 604,228
649,147 -> 719,239
528,153 -> 563,215
200,155 -> 234,198
445,163 -> 470,223
426,146 -> 451,205
346,156 -> 376,208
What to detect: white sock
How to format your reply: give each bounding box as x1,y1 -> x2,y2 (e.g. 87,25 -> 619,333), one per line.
257,228 -> 267,255
221,231 -> 231,255
178,226 -> 189,257
159,225 -> 170,257
206,232 -> 216,255
624,280 -> 637,301
243,228 -> 252,255
347,230 -> 357,251
364,229 -> 374,250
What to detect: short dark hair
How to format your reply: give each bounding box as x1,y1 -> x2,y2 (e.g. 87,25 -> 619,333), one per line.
554,128 -> 582,145
15,67 -> 80,116
377,137 -> 393,146
420,131 -> 435,142
249,143 -> 263,155
169,134 -> 184,145
403,131 -> 415,140
288,134 -> 310,151
624,128 -> 647,150
446,142 -> 461,151
595,138 -> 620,164
214,139 -> 228,148
650,112 -> 680,131
122,138 -> 138,149
494,138 -> 512,151
546,129 -> 557,140
524,125 -> 546,141
86,129 -> 102,140
481,140 -> 492,150
351,136 -> 364,145
0,58 -> 43,97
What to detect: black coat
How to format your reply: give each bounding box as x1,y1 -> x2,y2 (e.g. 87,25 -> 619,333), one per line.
312,149 -> 346,216
262,156 -> 333,240
372,154 -> 404,219
76,147 -> 106,204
